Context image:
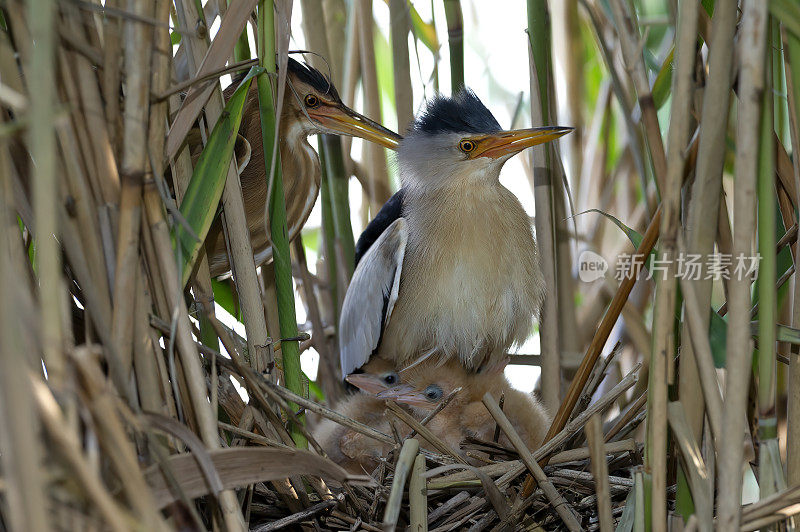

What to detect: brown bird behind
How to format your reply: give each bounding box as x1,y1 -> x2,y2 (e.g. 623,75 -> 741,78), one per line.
378,358 -> 551,463
198,59 -> 400,277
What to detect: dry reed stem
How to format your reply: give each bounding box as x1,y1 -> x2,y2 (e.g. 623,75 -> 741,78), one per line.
409,453 -> 428,532
675,256 -> 723,447
677,0 -> 738,456
389,0 -> 414,132
585,414 -> 613,532
72,349 -> 170,530
30,0 -> 65,392
527,1 -> 560,414
142,185 -> 247,530
482,393 -> 582,531
383,439 -> 420,531
643,1 -> 698,527
31,377 -> 132,532
165,0 -> 258,160
356,0 -> 391,211
385,400 -> 468,464
604,392 -> 646,443
608,0 -> 666,187
538,363 -> 640,464
784,25 -> 800,485
426,439 -> 637,489
259,376 -> 395,445
0,177 -> 50,532
717,0 -> 768,527
112,0 -> 153,392
176,0 -> 272,375
201,310 -> 298,447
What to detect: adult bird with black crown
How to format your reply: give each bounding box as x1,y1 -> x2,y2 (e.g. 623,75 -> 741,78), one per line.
339,89 -> 572,377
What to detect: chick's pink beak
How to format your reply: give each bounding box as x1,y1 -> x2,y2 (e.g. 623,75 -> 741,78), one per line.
345,373 -> 390,394
377,385 -> 435,409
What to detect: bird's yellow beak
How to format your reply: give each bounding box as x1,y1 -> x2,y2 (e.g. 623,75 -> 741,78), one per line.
468,126 -> 573,159
345,373 -> 391,394
307,105 -> 402,150
376,385 -> 434,409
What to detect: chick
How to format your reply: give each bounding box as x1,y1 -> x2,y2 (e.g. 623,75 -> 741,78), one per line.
378,358 -> 551,462
313,357 -> 403,474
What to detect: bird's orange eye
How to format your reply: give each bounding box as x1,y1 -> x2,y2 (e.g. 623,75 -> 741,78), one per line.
459,140 -> 476,153
304,94 -> 319,108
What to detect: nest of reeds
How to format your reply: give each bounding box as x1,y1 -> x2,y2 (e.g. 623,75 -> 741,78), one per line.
166,339 -> 647,531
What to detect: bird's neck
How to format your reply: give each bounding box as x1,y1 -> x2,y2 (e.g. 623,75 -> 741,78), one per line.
402,177 -> 517,231
238,114 -> 319,255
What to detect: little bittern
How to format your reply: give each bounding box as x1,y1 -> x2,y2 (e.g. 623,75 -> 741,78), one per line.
339,89 -> 571,376
206,58 -> 401,277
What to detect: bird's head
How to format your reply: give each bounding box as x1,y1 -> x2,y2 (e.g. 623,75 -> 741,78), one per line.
285,57 -> 401,149
398,89 -> 572,189
376,357 -> 510,411
344,357 -> 402,394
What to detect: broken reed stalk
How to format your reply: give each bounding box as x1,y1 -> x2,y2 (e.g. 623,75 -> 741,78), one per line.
443,0 -> 464,94
256,0 -> 306,447
111,0 -> 153,394
585,415 -> 613,532
258,378 -> 394,445
716,0 -> 768,527
645,0 -> 698,527
383,438 -> 420,531
666,402 -> 712,530
482,393 -> 582,531
538,362 -> 640,462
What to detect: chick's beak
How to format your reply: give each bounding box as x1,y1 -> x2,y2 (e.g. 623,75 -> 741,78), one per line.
345,373 -> 391,394
307,104 -> 402,150
377,385 -> 434,409
472,126 -> 573,159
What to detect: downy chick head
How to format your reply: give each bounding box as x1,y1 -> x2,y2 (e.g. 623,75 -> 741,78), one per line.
344,356 -> 402,395
376,357 -> 508,413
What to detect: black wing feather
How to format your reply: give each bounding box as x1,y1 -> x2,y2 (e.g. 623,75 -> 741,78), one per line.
354,189 -> 405,267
